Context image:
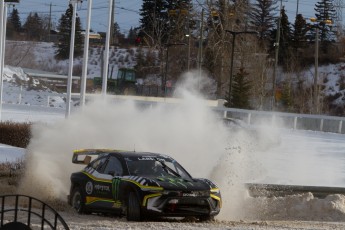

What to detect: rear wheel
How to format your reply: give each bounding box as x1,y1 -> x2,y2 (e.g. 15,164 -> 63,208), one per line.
71,187 -> 87,214
127,192 -> 141,221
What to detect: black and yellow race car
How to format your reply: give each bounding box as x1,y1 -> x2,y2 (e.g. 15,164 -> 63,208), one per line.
68,149 -> 221,221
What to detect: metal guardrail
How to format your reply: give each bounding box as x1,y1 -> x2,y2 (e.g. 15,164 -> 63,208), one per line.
4,91 -> 345,134
216,107 -> 345,134
0,194 -> 69,230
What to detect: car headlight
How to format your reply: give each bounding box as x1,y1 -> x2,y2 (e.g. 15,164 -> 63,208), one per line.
211,188 -> 220,194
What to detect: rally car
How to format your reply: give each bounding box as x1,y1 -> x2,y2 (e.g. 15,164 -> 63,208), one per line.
68,149 -> 221,221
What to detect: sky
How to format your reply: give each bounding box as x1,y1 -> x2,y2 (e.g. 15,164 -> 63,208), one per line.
8,0 -> 334,36
13,0 -> 142,34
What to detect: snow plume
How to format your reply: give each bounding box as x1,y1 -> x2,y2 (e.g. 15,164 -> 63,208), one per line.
18,70 -> 282,221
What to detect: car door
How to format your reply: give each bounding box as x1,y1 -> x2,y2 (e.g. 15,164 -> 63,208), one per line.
101,156 -> 124,209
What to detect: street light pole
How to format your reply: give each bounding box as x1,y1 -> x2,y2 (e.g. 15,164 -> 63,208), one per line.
80,0 -> 93,108
225,30 -> 257,107
66,0 -> 79,118
101,0 -> 113,97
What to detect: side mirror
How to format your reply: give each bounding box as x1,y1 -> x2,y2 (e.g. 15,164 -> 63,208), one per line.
108,171 -> 115,176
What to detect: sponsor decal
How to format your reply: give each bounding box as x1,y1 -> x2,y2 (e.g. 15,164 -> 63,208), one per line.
85,181 -> 93,195
112,178 -> 121,200
94,184 -> 110,192
182,193 -> 197,197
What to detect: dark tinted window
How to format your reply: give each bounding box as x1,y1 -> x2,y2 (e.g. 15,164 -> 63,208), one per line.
90,157 -> 107,172
103,156 -> 123,176
125,156 -> 192,179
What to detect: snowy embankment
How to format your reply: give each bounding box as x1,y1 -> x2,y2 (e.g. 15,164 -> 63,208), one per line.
0,144 -> 24,163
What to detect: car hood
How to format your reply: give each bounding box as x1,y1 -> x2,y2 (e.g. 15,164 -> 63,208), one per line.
122,175 -> 216,191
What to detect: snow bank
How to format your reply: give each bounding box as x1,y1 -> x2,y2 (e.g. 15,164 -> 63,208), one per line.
242,192 -> 345,221
3,66 -> 29,82
0,144 -> 25,163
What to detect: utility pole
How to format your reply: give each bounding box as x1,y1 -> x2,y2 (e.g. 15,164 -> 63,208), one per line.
0,1 -> 5,121
110,0 -> 115,45
314,27 -> 319,114
187,9 -> 191,71
296,0 -> 299,17
45,3 -> 57,42
272,0 -> 283,110
48,3 -> 52,42
197,8 -> 204,75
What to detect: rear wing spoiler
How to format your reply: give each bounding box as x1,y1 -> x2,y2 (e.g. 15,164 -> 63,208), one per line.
72,149 -> 114,165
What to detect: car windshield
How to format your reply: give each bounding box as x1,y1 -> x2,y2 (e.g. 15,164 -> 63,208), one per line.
125,156 -> 192,180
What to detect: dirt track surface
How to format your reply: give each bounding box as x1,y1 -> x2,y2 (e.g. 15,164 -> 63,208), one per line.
56,211 -> 345,230
1,177 -> 345,229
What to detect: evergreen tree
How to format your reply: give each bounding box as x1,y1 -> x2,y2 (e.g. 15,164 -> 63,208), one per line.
9,8 -> 21,32
127,27 -> 137,45
23,13 -> 43,41
248,0 -> 278,42
7,8 -> 22,39
139,0 -> 192,46
224,68 -> 252,109
139,0 -> 169,46
292,14 -> 308,50
313,0 -> 336,51
55,4 -> 83,60
113,22 -> 125,44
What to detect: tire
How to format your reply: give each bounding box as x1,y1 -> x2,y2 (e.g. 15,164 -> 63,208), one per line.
71,187 -> 86,214
127,192 -> 141,221
199,215 -> 215,222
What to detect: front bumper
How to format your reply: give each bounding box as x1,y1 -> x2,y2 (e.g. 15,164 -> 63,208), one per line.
144,195 -> 221,217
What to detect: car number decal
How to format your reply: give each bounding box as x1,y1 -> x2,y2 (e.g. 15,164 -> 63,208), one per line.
85,181 -> 93,195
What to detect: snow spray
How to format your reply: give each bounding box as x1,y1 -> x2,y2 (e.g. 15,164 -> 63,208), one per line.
19,70 -> 345,221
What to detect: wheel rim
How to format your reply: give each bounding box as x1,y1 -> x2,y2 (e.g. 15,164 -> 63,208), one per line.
73,192 -> 81,211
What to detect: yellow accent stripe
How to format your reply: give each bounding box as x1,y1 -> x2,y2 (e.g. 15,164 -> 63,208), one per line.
85,196 -> 113,205
82,172 -> 112,183
210,194 -> 221,201
142,193 -> 162,206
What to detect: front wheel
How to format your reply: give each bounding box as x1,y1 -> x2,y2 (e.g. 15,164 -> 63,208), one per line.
127,192 -> 141,221
71,187 -> 87,214
199,215 -> 215,222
